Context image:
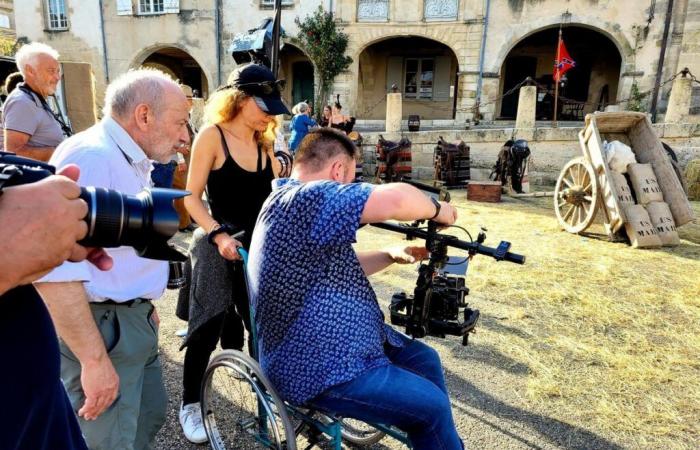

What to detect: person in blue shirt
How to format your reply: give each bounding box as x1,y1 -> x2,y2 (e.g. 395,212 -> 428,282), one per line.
288,102 -> 317,153
248,128 -> 464,450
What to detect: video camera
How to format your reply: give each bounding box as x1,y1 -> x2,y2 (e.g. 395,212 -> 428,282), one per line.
0,152 -> 188,261
372,183 -> 525,346
229,18 -> 284,68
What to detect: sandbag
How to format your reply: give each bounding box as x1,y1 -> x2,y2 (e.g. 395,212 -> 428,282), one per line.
605,140 -> 636,173
645,202 -> 680,246
627,163 -> 664,205
686,159 -> 700,201
623,205 -> 662,248
609,171 -> 635,207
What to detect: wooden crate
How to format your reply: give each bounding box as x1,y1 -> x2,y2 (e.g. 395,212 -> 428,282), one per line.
467,181 -> 502,203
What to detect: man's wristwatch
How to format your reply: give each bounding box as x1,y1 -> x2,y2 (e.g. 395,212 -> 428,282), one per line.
429,197 -> 441,220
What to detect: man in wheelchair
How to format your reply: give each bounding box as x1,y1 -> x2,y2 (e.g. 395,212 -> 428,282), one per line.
248,128 -> 464,449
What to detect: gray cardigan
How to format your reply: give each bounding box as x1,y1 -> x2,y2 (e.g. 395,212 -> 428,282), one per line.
177,227 -> 238,349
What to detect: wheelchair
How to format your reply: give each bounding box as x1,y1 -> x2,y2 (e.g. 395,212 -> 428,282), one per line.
200,248 -> 410,450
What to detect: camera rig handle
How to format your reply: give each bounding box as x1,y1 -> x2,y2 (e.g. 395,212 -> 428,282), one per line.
370,221 -> 526,265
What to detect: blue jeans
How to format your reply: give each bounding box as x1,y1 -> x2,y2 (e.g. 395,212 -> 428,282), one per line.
308,334 -> 463,450
151,161 -> 176,188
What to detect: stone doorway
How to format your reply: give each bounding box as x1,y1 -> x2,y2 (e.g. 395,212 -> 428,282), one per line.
498,26 -> 622,120
139,47 -> 208,98
357,36 -> 459,120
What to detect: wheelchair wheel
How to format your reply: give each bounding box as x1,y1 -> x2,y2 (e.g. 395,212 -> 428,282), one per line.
339,418 -> 385,446
201,350 -> 297,450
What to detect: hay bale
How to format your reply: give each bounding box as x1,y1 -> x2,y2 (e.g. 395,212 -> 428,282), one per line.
686,159 -> 700,201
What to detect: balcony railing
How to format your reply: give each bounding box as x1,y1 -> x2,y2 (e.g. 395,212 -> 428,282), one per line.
424,0 -> 458,21
357,0 -> 389,22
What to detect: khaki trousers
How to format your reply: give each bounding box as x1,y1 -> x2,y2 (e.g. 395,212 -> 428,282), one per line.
59,301 -> 167,450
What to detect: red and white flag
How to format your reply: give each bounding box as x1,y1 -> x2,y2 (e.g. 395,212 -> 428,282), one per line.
554,39 -> 575,82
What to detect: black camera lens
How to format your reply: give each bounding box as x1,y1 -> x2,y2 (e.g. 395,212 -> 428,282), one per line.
78,187 -> 189,261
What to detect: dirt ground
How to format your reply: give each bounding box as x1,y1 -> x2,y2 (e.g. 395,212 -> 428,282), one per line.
153,190 -> 700,450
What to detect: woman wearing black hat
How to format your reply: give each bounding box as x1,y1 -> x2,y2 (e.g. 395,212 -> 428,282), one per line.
179,64 -> 292,443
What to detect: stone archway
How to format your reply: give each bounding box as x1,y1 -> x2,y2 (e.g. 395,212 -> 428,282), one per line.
130,45 -> 211,98
279,43 -> 315,112
355,36 -> 460,120
496,26 -> 623,120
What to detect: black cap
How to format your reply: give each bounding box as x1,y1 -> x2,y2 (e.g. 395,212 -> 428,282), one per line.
231,64 -> 291,115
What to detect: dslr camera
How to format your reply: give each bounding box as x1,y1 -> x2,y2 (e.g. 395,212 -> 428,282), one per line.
372,181 -> 526,345
0,152 -> 188,261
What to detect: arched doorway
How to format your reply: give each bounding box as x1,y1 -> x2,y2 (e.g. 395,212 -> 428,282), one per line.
357,37 -> 459,120
139,47 -> 209,98
279,44 -> 314,112
498,26 -> 622,120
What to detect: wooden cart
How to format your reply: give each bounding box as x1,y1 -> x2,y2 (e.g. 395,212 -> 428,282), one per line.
553,112 -> 696,237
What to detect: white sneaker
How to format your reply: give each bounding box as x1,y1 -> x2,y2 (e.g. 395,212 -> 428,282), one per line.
179,402 -> 208,444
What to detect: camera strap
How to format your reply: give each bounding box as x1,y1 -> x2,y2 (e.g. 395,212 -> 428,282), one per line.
18,84 -> 73,138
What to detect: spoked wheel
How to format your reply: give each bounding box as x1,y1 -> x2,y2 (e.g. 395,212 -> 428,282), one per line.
554,157 -> 599,233
339,418 -> 385,446
201,350 -> 297,450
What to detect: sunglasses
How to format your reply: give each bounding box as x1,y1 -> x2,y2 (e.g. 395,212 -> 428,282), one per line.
218,79 -> 286,95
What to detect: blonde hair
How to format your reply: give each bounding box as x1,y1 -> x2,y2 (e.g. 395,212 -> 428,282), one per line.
204,75 -> 277,149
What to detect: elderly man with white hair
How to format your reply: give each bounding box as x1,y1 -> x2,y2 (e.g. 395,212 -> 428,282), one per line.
35,68 -> 190,450
1,41 -> 70,161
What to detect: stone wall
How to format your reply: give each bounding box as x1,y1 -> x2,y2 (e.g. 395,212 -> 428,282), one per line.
357,123 -> 700,185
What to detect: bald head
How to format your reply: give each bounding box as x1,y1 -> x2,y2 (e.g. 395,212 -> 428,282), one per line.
103,69 -> 184,119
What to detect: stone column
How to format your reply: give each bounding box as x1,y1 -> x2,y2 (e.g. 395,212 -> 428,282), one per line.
664,70 -> 693,124
515,85 -> 537,130
386,92 -> 402,133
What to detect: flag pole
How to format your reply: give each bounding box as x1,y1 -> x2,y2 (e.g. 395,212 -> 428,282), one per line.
553,24 -> 562,128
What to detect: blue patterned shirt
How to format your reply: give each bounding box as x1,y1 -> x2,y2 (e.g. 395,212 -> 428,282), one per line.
248,178 -> 405,405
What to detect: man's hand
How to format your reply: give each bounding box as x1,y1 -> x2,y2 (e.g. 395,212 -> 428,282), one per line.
78,355 -> 120,420
434,201 -> 458,226
387,246 -> 430,264
177,161 -> 187,173
0,164 -> 113,294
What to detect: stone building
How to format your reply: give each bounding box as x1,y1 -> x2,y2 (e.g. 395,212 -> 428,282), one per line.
11,0 -> 700,127
0,0 -> 14,39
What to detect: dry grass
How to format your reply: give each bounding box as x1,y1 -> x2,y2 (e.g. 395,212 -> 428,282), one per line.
355,191 -> 700,449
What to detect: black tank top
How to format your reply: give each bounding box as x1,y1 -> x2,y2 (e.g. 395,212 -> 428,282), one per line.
206,125 -> 274,246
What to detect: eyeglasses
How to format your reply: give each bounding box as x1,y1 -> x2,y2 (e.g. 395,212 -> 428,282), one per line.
217,79 -> 286,95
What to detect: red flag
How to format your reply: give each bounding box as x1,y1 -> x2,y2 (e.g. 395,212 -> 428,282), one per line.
554,39 -> 575,82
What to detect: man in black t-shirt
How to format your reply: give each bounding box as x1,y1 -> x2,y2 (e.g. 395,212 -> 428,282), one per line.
0,165 -> 112,450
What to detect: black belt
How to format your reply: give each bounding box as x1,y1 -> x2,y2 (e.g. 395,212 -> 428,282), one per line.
96,298 -> 150,306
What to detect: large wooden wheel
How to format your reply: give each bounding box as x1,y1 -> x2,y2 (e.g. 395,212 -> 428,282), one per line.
554,157 -> 599,233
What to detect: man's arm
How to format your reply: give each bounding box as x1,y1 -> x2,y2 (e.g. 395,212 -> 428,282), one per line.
34,281 -> 119,421
360,182 -> 457,225
356,246 -> 430,276
0,170 -> 90,295
4,129 -> 55,162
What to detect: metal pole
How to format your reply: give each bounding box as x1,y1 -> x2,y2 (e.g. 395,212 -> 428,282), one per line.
98,0 -> 110,83
271,0 -> 282,77
650,0 -> 674,122
215,0 -> 222,85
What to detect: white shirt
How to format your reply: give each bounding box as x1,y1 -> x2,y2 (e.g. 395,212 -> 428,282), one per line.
40,117 -> 168,302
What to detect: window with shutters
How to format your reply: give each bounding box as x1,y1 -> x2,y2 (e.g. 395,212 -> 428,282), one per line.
139,0 -> 163,14
404,58 -> 434,100
137,0 -> 179,15
45,0 -> 69,30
